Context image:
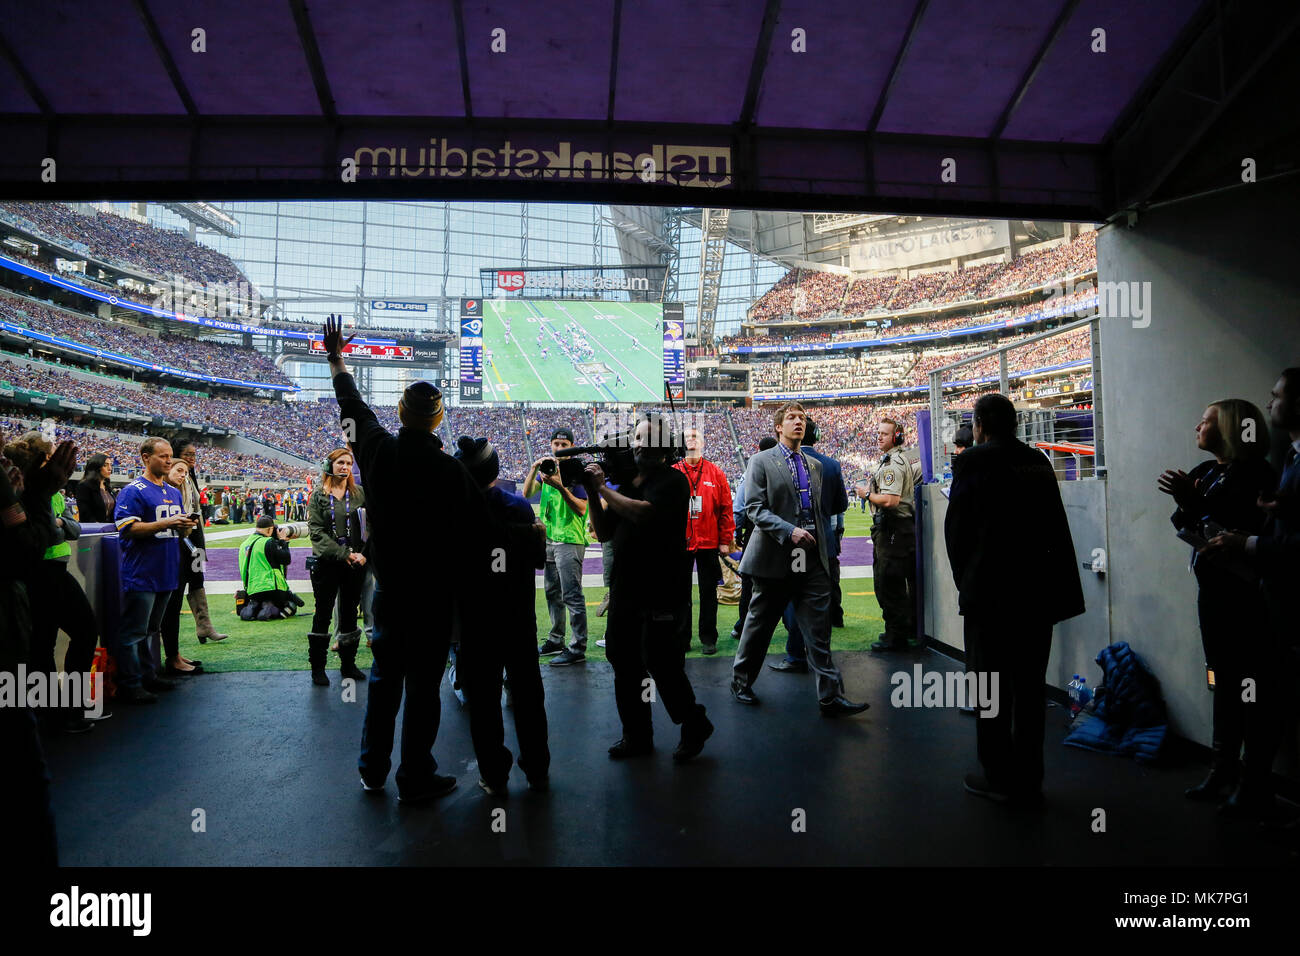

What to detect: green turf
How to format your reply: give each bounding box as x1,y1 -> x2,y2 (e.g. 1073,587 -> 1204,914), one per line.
481,298 -> 664,403
176,584 -> 883,673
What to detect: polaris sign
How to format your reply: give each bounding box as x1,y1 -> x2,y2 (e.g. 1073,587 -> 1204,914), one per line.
371,300 -> 427,312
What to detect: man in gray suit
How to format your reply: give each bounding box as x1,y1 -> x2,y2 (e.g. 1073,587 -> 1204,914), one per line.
730,402 -> 869,717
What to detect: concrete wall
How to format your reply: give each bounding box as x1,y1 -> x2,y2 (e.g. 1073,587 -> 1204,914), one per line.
1098,177 -> 1300,773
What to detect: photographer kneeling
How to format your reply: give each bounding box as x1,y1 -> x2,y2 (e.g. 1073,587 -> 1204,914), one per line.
582,413 -> 713,763
306,449 -> 367,687
237,517 -> 300,621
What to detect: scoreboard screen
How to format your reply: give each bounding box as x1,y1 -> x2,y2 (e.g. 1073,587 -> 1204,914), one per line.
309,340 -> 413,361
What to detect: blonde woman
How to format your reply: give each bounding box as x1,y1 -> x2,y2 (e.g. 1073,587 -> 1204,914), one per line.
306,449 -> 367,686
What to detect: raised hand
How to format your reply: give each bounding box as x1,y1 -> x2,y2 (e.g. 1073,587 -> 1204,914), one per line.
322,313 -> 355,361
29,441 -> 77,496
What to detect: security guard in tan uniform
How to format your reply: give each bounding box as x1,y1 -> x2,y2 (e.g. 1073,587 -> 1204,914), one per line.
868,417 -> 918,651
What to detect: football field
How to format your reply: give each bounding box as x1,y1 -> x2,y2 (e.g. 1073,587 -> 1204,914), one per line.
480,298 -> 664,402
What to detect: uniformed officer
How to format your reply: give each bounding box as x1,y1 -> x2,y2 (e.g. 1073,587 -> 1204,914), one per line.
867,417 -> 918,651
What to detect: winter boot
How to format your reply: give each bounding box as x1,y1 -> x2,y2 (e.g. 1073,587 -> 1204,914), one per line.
336,628 -> 366,682
308,633 -> 331,686
188,588 -> 229,644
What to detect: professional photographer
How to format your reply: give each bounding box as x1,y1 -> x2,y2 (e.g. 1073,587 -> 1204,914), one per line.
525,427 -> 590,667
237,517 -> 298,621
582,412 -> 713,763
306,448 -> 368,686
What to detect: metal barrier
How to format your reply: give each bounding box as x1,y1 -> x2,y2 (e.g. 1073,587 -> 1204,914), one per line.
925,315 -> 1103,482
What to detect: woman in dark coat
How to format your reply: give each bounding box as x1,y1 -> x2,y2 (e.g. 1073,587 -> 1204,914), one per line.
74,453 -> 115,524
1159,398 -> 1276,810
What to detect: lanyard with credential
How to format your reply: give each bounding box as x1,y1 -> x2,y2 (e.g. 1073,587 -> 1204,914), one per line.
330,489 -> 351,546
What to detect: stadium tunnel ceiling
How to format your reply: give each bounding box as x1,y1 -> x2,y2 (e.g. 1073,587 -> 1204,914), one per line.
0,1 -> 1296,220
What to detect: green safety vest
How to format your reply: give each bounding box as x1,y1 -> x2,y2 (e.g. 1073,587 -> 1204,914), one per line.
539,483 -> 587,545
238,533 -> 287,594
43,492 -> 71,561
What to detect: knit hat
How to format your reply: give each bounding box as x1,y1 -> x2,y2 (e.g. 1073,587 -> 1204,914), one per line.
401,381 -> 444,428
455,435 -> 499,488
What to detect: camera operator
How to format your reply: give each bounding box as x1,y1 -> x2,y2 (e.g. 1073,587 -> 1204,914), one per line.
306,449 -> 368,686
236,518 -> 298,620
582,412 -> 713,763
525,427 -> 590,666
1,437 -> 76,866
325,314 -> 493,804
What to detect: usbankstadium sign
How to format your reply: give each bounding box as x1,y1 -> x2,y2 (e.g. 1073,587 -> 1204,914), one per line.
348,138 -> 731,188
495,270 -> 648,293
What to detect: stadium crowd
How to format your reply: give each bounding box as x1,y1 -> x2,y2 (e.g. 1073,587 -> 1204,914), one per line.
0,293 -> 294,386
0,201 -> 254,292
746,231 -> 1097,324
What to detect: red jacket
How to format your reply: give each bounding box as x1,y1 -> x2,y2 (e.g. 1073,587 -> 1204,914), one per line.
674,456 -> 735,551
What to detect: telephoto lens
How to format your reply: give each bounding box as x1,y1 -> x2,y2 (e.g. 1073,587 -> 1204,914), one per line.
279,521 -> 310,540
538,458 -> 558,476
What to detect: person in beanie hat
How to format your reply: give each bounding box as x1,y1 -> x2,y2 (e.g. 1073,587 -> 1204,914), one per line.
307,448 -> 368,686
324,314 -> 492,803
455,436 -> 551,794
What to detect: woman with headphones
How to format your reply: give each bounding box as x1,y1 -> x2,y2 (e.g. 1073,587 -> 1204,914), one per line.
306,448 -> 367,687
1158,398 -> 1276,811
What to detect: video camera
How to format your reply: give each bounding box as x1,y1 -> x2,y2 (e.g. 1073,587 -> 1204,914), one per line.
553,418 -> 686,487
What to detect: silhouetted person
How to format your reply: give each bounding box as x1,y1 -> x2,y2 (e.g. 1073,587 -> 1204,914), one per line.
945,393 -> 1084,805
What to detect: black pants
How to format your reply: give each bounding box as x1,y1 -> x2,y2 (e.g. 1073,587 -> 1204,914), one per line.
161,559 -> 203,660
607,599 -> 706,745
1198,578 -> 1286,789
28,561 -> 99,721
311,558 -> 364,635
458,605 -> 550,787
964,615 -> 1052,794
0,707 -> 57,865
872,522 -> 916,643
359,589 -> 451,792
733,571 -> 754,637
679,548 -> 722,647
830,553 -> 843,625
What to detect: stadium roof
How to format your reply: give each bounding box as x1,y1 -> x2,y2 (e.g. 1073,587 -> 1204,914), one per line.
0,1 -> 1295,221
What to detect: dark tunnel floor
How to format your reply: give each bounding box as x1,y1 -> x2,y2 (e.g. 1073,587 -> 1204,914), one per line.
42,649 -> 1296,867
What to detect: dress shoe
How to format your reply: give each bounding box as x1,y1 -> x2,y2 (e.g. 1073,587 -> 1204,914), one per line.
142,675 -> 179,692
1185,769 -> 1237,802
731,682 -> 759,705
963,773 -> 1012,804
768,659 -> 807,673
398,774 -> 458,804
118,685 -> 158,705
1218,786 -> 1279,821
870,637 -> 906,652
608,737 -> 654,759
701,642 -> 717,656
819,696 -> 870,717
674,714 -> 714,763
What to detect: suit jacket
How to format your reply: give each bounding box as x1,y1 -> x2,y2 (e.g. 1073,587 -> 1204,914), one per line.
805,447 -> 849,556
1256,444 -> 1300,635
944,437 -> 1085,625
739,444 -> 831,578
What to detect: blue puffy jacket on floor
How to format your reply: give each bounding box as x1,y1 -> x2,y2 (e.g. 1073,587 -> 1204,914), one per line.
1064,641 -> 1168,764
